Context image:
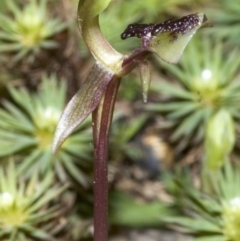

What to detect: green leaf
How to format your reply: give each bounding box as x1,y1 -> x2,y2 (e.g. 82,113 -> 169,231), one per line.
109,191 -> 173,227
52,62 -> 115,152
163,217 -> 221,233
193,236 -> 226,241
149,13 -> 207,63
205,109 -> 235,171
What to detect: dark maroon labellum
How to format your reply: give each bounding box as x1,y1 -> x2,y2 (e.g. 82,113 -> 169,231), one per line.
121,13 -> 202,40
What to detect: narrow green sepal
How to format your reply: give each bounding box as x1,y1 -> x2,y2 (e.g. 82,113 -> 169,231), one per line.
138,60 -> 151,103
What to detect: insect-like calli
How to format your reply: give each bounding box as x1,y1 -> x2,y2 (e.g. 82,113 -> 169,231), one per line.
121,13 -> 206,42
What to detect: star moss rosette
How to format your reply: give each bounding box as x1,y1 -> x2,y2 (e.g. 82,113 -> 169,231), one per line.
223,197 -> 240,241
206,0 -> 240,46
163,161 -> 240,241
0,0 -> 68,62
147,37 -> 240,150
0,75 -> 93,186
0,161 -> 66,241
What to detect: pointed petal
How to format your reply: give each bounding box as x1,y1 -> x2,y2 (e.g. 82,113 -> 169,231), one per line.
149,13 -> 207,63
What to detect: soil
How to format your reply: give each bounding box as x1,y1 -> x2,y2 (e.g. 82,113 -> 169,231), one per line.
109,229 -> 191,241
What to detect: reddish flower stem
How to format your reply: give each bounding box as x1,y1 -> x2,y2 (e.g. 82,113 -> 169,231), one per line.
120,48 -> 151,76
92,77 -> 120,241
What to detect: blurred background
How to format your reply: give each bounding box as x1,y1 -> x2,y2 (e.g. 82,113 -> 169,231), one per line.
0,0 -> 240,240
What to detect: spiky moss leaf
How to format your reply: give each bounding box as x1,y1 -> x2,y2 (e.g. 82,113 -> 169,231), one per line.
150,81 -> 198,100
109,114 -> 148,162
149,13 -> 206,63
17,223 -> 56,241
207,160 -> 240,202
111,114 -> 148,144
171,107 -> 212,141
147,101 -> 201,118
5,0 -> 21,18
206,0 -> 240,46
52,62 -> 114,152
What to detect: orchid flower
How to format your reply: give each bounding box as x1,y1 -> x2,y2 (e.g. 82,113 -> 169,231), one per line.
52,0 -> 208,240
